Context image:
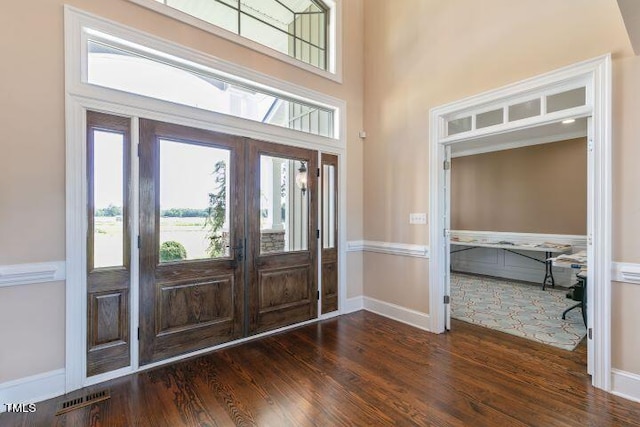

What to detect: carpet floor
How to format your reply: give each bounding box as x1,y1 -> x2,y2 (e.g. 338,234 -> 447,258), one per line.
451,272 -> 586,351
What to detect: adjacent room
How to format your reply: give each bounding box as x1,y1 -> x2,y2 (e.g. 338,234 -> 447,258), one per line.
449,119 -> 589,352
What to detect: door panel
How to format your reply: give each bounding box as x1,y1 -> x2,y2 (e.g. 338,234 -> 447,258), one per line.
86,111 -> 131,377
321,154 -> 339,314
247,140 -> 318,334
139,119 -> 245,365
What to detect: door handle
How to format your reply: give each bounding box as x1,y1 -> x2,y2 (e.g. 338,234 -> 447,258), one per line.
228,239 -> 244,268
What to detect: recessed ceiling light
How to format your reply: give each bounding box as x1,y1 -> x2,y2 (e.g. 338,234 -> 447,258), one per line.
562,119 -> 576,124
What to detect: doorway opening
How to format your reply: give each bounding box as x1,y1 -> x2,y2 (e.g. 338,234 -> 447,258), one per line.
429,55 -> 612,390
448,120 -> 589,354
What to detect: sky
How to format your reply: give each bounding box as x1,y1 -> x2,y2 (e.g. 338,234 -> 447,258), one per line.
94,132 -> 228,209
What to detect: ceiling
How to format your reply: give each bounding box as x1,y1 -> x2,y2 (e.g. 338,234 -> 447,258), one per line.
617,0 -> 640,55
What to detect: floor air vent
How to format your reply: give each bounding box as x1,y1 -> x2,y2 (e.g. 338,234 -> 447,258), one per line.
56,389 -> 111,415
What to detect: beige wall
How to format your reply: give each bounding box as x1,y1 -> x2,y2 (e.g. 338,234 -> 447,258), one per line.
451,138 -> 587,235
363,0 -> 640,375
0,283 -> 65,381
612,281 -> 640,373
363,253 -> 429,313
0,0 -> 364,382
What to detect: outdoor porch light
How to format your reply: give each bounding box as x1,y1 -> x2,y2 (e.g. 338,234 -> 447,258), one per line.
295,161 -> 308,195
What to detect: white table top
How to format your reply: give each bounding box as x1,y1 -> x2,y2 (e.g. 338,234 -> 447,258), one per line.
450,240 -> 572,253
550,250 -> 587,269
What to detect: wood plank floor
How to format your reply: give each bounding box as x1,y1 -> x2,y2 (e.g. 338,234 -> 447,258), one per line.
2,311 -> 640,426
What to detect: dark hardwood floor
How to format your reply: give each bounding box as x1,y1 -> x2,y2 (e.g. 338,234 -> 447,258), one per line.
2,311 -> 640,426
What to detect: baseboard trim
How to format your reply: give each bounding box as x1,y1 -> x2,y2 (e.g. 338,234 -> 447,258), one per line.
342,296 -> 364,313
611,369 -> 640,403
612,262 -> 640,285
0,261 -> 66,288
347,240 -> 429,258
0,369 -> 66,412
363,297 -> 431,331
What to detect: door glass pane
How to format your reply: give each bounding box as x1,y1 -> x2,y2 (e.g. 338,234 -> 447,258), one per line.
93,131 -> 125,268
322,164 -> 336,249
260,155 -> 308,254
159,140 -> 231,262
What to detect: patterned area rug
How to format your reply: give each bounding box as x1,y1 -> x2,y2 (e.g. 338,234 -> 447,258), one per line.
451,273 -> 586,351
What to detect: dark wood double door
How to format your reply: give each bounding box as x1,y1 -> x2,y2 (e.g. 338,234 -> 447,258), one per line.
138,120 -> 319,365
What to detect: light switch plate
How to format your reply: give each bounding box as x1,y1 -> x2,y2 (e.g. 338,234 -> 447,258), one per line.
409,213 -> 427,224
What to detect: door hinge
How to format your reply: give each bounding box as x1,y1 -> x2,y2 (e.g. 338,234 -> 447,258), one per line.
444,295 -> 450,304
317,168 -> 320,177
137,235 -> 141,249
443,160 -> 451,170
444,228 -> 450,238
137,327 -> 140,340
588,328 -> 593,339
317,291 -> 320,300
317,229 -> 320,239
137,144 -> 141,157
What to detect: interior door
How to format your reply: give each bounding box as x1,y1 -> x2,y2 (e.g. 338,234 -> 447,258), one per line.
139,119 -> 245,365
320,153 -> 339,314
586,116 -> 594,376
247,139 -> 318,334
444,146 -> 452,331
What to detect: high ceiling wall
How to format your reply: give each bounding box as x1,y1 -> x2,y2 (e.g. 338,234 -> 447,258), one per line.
362,0 -> 640,374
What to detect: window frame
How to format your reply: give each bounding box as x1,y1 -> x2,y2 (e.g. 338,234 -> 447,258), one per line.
66,6 -> 343,144
127,0 -> 341,82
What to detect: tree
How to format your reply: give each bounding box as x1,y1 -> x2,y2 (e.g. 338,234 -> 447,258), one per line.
205,160 -> 227,257
95,204 -> 122,217
159,241 -> 187,262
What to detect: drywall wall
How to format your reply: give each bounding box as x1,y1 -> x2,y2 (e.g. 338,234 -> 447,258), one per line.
361,252 -> 429,313
0,282 -> 65,381
451,138 -> 587,235
362,0 -> 640,376
612,281 -> 640,374
0,0 -> 364,383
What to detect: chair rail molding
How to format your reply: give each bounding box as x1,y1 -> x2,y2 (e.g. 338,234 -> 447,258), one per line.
0,261 -> 66,288
346,240 -> 430,258
612,262 -> 640,284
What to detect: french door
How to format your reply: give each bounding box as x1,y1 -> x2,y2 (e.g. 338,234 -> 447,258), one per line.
138,120 -> 246,364
137,119 -> 318,365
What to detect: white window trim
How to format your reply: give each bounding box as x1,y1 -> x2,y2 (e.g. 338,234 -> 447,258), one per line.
65,5 -> 348,393
66,6 -> 343,142
126,0 -> 342,83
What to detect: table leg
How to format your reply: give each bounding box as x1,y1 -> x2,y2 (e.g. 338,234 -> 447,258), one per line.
562,302 -> 581,319
542,251 -> 555,290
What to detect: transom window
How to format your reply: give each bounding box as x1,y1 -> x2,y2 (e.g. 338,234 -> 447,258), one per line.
144,0 -> 329,71
85,29 -> 336,138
